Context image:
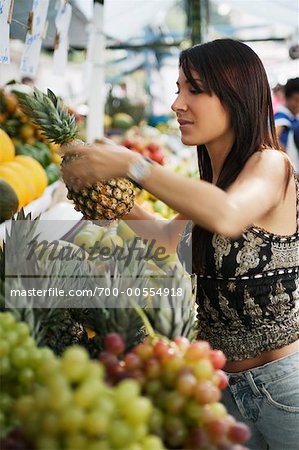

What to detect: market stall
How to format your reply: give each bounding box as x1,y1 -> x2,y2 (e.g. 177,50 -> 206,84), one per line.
1,1 -> 297,449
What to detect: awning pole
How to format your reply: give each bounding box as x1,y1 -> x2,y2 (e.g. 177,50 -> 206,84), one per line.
86,0 -> 105,143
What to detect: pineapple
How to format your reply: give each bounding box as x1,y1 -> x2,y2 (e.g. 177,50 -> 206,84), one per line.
1,210 -> 94,354
70,249 -> 150,355
145,269 -> 198,340
18,88 -> 135,221
1,275 -> 89,355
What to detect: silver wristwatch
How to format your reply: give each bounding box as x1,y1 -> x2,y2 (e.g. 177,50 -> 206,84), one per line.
127,156 -> 153,189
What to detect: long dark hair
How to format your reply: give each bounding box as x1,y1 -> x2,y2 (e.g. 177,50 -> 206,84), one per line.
179,39 -> 288,274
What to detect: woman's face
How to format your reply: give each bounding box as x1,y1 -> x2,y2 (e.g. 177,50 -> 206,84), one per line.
171,68 -> 233,148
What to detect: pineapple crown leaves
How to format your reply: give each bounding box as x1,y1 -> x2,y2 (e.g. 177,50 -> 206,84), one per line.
2,276 -> 65,346
3,209 -> 42,279
70,258 -> 149,350
144,268 -> 197,340
17,87 -> 78,144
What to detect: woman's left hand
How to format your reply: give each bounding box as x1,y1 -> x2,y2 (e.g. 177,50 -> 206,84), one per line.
61,141 -> 136,190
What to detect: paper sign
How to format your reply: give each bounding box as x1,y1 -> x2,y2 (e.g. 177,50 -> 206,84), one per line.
20,0 -> 50,77
0,0 -> 11,64
53,0 -> 72,75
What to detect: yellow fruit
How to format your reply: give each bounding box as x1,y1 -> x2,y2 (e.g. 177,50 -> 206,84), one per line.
117,220 -> 136,241
4,93 -> 19,115
3,161 -> 38,200
0,113 -> 7,124
51,153 -> 62,164
104,114 -> 112,128
48,142 -> 60,152
19,124 -> 35,140
100,234 -> 123,251
13,155 -> 48,197
0,166 -> 28,207
141,200 -> 154,214
35,128 -> 46,140
85,327 -> 96,339
25,137 -> 36,146
0,129 -> 15,163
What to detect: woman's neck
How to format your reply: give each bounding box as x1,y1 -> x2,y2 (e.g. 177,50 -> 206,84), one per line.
206,131 -> 235,183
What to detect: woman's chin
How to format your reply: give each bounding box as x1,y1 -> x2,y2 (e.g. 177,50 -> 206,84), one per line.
181,135 -> 197,146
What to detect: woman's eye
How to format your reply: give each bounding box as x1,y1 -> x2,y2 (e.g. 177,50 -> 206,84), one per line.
174,90 -> 179,94
190,89 -> 202,94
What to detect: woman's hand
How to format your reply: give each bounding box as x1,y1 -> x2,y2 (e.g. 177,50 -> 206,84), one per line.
61,141 -> 137,190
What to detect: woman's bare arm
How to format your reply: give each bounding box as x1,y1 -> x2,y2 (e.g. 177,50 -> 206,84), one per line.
123,204 -> 188,252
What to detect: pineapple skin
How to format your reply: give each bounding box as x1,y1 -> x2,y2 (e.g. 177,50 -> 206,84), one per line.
66,177 -> 135,221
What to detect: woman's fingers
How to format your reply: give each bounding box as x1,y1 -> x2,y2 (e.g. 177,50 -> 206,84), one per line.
61,158 -> 98,189
62,143 -> 93,157
60,143 -> 131,190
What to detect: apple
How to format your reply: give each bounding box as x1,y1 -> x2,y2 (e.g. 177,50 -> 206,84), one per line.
73,225 -> 105,251
117,220 -> 136,241
100,233 -> 123,252
154,200 -> 169,217
154,251 -> 179,268
122,138 -> 135,149
141,200 -> 155,214
150,151 -> 164,165
147,142 -> 160,153
132,142 -> 146,154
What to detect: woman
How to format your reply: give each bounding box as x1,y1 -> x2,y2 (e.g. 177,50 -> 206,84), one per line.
62,39 -> 299,450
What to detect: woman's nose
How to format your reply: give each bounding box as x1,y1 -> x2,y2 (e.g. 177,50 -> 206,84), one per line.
171,98 -> 187,112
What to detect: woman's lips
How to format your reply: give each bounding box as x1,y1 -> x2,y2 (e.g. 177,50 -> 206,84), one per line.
178,120 -> 194,129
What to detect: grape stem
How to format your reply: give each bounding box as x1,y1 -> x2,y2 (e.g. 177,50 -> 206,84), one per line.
129,300 -> 156,340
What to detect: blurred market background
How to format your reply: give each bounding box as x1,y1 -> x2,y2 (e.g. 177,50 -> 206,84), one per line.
0,0 -> 299,225
0,3 -> 298,449
0,0 -> 298,224
2,0 -> 298,124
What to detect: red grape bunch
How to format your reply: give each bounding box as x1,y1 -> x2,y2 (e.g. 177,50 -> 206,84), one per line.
99,333 -> 251,450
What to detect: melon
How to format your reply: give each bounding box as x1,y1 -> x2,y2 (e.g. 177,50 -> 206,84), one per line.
0,178 -> 19,222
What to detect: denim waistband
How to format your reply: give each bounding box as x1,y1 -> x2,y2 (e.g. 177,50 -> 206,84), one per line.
225,351 -> 299,385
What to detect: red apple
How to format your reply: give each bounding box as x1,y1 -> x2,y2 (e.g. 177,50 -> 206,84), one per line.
122,138 -> 134,149
147,142 -> 160,153
151,151 -> 165,164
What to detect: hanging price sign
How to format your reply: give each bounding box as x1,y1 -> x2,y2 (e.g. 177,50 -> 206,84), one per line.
0,0 -> 11,64
20,0 -> 49,77
53,0 -> 72,75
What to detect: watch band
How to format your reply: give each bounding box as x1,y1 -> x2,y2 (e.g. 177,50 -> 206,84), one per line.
127,156 -> 154,189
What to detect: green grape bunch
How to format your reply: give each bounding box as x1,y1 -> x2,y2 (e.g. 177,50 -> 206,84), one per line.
12,345 -> 165,450
0,312 -> 53,438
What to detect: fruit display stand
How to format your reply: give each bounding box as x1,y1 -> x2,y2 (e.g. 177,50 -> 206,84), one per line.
1,89 -> 251,449
0,180 -> 62,242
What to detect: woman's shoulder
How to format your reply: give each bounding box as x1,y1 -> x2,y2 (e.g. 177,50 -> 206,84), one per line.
243,148 -> 293,181
251,147 -> 290,164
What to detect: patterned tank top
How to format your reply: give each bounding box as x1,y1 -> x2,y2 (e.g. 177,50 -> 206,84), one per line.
178,177 -> 299,361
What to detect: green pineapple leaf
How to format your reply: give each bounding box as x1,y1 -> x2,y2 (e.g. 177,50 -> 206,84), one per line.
17,87 -> 79,145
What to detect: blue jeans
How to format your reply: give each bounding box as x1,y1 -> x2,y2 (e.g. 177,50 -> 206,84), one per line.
222,351 -> 299,450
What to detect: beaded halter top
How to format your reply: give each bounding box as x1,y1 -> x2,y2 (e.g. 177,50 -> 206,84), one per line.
179,177 -> 299,361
